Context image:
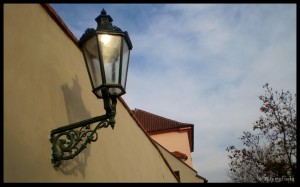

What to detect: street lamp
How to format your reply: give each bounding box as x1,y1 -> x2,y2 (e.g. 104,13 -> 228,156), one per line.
50,9 -> 132,167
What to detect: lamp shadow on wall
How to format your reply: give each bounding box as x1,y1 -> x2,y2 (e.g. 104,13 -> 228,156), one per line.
59,75 -> 91,178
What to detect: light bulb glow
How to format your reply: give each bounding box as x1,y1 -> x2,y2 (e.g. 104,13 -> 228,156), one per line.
101,34 -> 111,45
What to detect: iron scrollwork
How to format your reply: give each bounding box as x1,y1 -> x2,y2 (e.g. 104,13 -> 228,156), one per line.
50,88 -> 117,167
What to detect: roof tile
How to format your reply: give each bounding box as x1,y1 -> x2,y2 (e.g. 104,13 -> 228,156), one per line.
132,109 -> 193,133
172,151 -> 188,161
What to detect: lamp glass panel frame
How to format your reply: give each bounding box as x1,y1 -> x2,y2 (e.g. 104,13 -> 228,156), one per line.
81,33 -> 130,98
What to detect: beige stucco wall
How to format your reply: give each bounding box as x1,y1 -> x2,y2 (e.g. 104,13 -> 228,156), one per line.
155,143 -> 205,183
151,130 -> 193,167
4,4 -> 177,182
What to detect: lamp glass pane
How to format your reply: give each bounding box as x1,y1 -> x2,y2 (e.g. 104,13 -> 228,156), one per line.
121,38 -> 130,89
98,34 -> 121,85
82,36 -> 102,89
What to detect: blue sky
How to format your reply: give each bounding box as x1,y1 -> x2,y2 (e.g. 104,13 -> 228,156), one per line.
51,4 -> 296,182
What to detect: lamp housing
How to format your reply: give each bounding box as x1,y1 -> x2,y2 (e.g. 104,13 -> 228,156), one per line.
78,9 -> 133,98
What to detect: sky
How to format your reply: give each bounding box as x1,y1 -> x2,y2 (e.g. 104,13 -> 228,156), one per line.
51,4 -> 296,182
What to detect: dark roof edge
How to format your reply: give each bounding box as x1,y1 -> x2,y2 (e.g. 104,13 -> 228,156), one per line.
191,125 -> 194,152
41,4 -> 78,46
148,124 -> 194,133
196,174 -> 208,183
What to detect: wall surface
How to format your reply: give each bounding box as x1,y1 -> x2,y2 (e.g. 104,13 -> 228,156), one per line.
151,130 -> 193,167
4,4 -> 177,182
155,143 -> 205,183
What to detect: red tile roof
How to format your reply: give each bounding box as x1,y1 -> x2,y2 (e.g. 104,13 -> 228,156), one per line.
132,109 -> 193,132
132,108 -> 194,152
172,151 -> 188,161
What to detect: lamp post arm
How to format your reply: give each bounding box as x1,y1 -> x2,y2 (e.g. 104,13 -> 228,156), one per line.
50,115 -> 109,135
102,87 -> 117,129
50,87 -> 117,167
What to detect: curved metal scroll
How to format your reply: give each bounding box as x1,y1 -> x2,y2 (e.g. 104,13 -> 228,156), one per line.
50,88 -> 117,167
51,117 -> 112,167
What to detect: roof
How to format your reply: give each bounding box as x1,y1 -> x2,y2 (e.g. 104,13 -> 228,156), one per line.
132,108 -> 194,152
132,109 -> 193,132
172,151 -> 188,161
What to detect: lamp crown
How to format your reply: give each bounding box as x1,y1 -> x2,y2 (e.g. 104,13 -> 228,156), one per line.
101,8 -> 106,15
95,9 -> 113,30
78,8 -> 132,50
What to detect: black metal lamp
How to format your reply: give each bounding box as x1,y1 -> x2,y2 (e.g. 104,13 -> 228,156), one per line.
50,9 -> 132,167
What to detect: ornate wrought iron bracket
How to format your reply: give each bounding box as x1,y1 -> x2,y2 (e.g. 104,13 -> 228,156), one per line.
50,88 -> 117,167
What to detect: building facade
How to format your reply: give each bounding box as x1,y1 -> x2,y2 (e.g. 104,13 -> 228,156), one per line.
132,108 -> 207,182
